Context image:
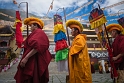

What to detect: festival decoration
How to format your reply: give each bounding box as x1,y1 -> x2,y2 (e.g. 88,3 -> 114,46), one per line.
89,8 -> 107,29
53,14 -> 68,71
89,4 -> 118,83
14,11 -> 23,48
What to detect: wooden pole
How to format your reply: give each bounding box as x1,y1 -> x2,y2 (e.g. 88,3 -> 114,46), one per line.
97,3 -> 116,83
18,2 -> 29,36
63,7 -> 70,46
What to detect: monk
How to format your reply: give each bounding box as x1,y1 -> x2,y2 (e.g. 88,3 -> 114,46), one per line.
14,17 -> 52,83
106,24 -> 124,83
66,19 -> 92,83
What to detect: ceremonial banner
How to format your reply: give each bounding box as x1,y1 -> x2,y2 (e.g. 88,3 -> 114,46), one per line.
53,14 -> 68,72
89,6 -> 118,82
89,8 -> 107,29
14,11 -> 23,48
54,14 -> 63,25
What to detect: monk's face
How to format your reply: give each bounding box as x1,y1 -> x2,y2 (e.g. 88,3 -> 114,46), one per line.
29,24 -> 37,32
110,29 -> 117,38
71,28 -> 76,36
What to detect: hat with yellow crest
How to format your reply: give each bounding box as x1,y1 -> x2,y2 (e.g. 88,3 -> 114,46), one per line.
24,17 -> 44,29
106,24 -> 123,32
106,23 -> 124,34
66,19 -> 83,33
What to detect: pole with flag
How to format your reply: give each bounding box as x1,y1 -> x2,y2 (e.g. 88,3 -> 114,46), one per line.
89,3 -> 118,83
46,0 -> 54,17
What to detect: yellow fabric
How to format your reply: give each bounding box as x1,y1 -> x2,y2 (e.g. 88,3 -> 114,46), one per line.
7,50 -> 11,58
99,65 -> 103,71
109,27 -> 121,32
68,34 -> 92,83
53,24 -> 66,34
24,17 -> 44,29
66,19 -> 83,32
117,70 -> 124,83
13,19 -> 23,32
96,33 -> 103,50
20,27 -> 23,32
95,26 -> 108,50
13,19 -> 22,27
104,63 -> 109,72
90,16 -> 107,29
122,28 -> 124,35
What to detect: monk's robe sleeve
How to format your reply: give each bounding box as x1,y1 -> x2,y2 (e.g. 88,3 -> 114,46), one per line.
28,30 -> 49,53
119,36 -> 124,55
70,36 -> 86,56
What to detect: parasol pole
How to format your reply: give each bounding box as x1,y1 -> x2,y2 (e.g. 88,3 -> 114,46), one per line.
63,7 -> 70,46
56,8 -> 70,46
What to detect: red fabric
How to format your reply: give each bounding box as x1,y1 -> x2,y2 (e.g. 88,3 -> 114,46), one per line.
112,35 -> 124,62
106,44 -> 118,78
112,35 -> 124,71
91,12 -> 98,18
15,11 -> 23,48
14,29 -> 52,83
55,39 -> 68,52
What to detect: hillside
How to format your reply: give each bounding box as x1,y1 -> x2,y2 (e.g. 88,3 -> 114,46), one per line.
0,9 -> 41,22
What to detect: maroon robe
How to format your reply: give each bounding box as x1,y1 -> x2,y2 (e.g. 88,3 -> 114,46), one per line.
112,34 -> 124,70
14,28 -> 52,83
91,64 -> 95,73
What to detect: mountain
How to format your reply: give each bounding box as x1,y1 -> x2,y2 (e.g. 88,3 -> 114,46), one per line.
0,9 -> 41,22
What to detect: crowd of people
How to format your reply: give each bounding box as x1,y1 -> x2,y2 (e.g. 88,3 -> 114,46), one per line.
14,17 -> 124,83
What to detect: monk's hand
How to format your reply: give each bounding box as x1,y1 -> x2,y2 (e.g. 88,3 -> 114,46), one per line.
20,58 -> 28,68
112,57 -> 118,61
68,46 -> 71,49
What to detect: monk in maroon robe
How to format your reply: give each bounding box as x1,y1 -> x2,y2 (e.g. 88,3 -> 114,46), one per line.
112,34 -> 124,69
14,17 -> 52,83
107,24 -> 124,83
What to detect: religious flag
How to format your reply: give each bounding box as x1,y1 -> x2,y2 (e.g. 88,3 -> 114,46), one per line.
50,0 -> 54,10
89,8 -> 107,29
15,11 -> 23,48
54,14 -> 63,25
13,0 -> 17,4
50,4 -> 53,10
89,6 -> 118,83
53,14 -> 68,72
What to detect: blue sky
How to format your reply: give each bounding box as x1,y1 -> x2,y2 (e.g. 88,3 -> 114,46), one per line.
0,0 -> 124,25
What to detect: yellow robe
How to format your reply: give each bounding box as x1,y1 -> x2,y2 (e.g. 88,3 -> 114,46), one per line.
68,34 -> 92,83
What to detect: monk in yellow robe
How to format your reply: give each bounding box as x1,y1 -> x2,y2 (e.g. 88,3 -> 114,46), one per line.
66,19 -> 92,83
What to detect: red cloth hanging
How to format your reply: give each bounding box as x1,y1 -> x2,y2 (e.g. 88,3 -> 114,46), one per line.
55,39 -> 68,52
106,44 -> 118,79
15,11 -> 23,48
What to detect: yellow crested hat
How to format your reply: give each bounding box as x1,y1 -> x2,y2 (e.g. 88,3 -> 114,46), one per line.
106,24 -> 123,32
24,17 -> 44,29
66,19 -> 83,32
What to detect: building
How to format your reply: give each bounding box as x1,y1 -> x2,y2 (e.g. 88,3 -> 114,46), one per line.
0,25 -> 21,72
